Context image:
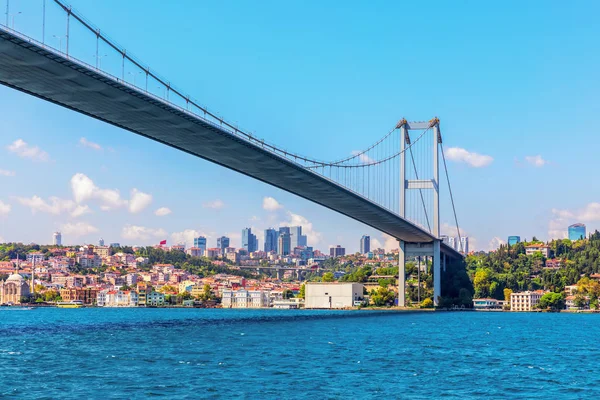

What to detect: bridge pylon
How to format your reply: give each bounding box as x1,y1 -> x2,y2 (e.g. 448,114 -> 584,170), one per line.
397,119 -> 443,307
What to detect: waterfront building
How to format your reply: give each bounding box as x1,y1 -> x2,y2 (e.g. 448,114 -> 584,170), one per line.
53,231 -> 62,246
217,236 -> 230,255
507,236 -> 520,246
146,291 -> 166,307
568,223 -> 586,241
193,236 -> 207,252
264,228 -> 278,253
510,291 -> 544,311
525,243 -> 550,258
0,271 -> 30,304
242,228 -> 258,253
472,298 -> 503,310
330,245 -> 345,257
221,289 -> 270,308
278,233 -> 291,256
360,235 -> 370,254
60,288 -> 98,305
97,289 -> 138,307
305,282 -> 364,309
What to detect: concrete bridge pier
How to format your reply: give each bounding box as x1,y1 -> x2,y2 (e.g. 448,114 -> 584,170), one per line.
276,269 -> 284,280
399,240 -> 442,307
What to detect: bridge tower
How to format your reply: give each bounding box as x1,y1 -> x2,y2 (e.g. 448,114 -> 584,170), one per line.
397,118 -> 443,307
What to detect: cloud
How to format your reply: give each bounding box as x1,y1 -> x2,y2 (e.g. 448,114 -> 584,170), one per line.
444,147 -> 493,168
71,204 -> 92,218
79,137 -> 102,151
71,173 -> 127,210
7,139 -> 50,162
440,222 -> 478,251
382,234 -> 398,252
0,169 -> 15,177
16,196 -> 74,215
121,225 -> 167,241
0,200 -> 11,216
129,189 -> 153,214
263,197 -> 282,211
171,229 -> 206,247
525,155 -> 548,167
488,237 -> 506,251
61,222 -> 98,237
351,151 -> 374,164
548,203 -> 600,239
154,207 -> 172,217
202,199 -> 224,210
279,212 -> 322,246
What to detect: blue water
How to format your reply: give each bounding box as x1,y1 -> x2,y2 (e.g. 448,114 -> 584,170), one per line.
1,309 -> 599,399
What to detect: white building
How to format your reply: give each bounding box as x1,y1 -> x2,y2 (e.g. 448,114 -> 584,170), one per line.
460,236 -> 469,254
525,244 -> 550,258
97,289 -> 138,307
53,231 -> 62,246
448,237 -> 457,251
510,291 -> 544,311
221,289 -> 270,308
305,282 -> 364,309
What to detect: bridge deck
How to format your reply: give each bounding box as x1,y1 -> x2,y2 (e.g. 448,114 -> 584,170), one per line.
0,28 -> 461,254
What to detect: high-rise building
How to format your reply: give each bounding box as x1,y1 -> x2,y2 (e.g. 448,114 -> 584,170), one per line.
508,236 -> 520,246
278,233 -> 291,256
290,226 -> 307,249
360,235 -> 370,254
568,223 -> 586,241
330,245 -> 346,257
217,236 -> 230,255
194,236 -> 207,252
109,243 -> 121,248
264,228 -> 278,253
98,238 -> 105,246
242,228 -> 258,253
441,235 -> 450,246
448,237 -> 457,250
53,231 -> 62,246
460,236 -> 469,254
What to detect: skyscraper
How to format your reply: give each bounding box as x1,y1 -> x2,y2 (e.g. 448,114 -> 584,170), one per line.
242,228 -> 258,253
278,232 -> 291,256
448,237 -> 456,250
360,235 -> 370,254
98,238 -> 104,246
330,245 -> 346,257
264,228 -> 278,253
217,236 -> 230,255
508,236 -> 520,246
568,223 -> 586,241
53,231 -> 62,246
460,236 -> 469,254
290,226 -> 307,249
194,236 -> 207,252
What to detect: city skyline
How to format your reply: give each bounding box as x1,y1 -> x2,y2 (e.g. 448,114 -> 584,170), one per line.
1,0 -> 599,252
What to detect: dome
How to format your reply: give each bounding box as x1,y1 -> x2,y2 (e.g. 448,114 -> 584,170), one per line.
6,273 -> 24,282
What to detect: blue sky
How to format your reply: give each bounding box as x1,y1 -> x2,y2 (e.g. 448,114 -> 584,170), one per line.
1,0 -> 599,251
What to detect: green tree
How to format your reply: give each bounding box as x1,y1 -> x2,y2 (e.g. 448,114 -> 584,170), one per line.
370,286 -> 395,306
420,298 -> 434,308
298,284 -> 306,299
282,289 -> 294,299
322,272 -> 335,282
538,292 -> 565,311
198,283 -> 213,301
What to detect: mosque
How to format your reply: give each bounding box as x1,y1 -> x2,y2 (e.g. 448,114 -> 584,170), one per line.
0,270 -> 31,304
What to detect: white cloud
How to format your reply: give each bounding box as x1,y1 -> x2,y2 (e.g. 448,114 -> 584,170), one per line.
0,236 -> 4,243
548,203 -> 600,239
16,196 -> 75,215
121,225 -> 167,241
71,204 -> 92,218
0,169 -> 15,177
382,234 -> 398,252
203,199 -> 224,210
441,222 -> 478,251
525,155 -> 549,167
71,173 -> 127,210
171,229 -> 206,248
0,200 -> 11,216
79,137 -> 102,151
488,237 -> 506,251
279,212 -> 322,246
351,151 -> 374,164
7,139 -> 50,162
128,189 -> 153,214
262,197 -> 282,211
154,207 -> 172,217
61,222 -> 98,237
444,147 -> 493,168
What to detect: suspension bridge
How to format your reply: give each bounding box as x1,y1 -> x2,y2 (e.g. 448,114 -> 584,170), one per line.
0,0 -> 465,306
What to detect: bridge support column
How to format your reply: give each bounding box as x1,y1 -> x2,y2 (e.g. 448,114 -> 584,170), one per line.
433,240 -> 441,307
398,240 -> 405,307
277,269 -> 284,280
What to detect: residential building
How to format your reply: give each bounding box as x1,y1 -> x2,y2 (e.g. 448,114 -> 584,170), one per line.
564,285 -> 578,296
510,291 -> 544,311
360,235 -> 371,254
278,233 -> 291,256
146,291 -> 166,306
568,223 -> 586,241
330,245 -> 345,257
525,243 -> 550,258
94,245 -> 110,258
472,298 -> 503,310
27,253 -> 45,265
305,282 -> 364,309
264,228 -> 278,253
60,288 -> 98,305
186,247 -> 203,257
242,228 -> 258,253
508,236 -> 521,246
193,236 -> 207,252
171,244 -> 185,252
205,248 -> 221,258
226,252 -> 239,264
217,236 -> 230,255
53,231 -> 62,246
